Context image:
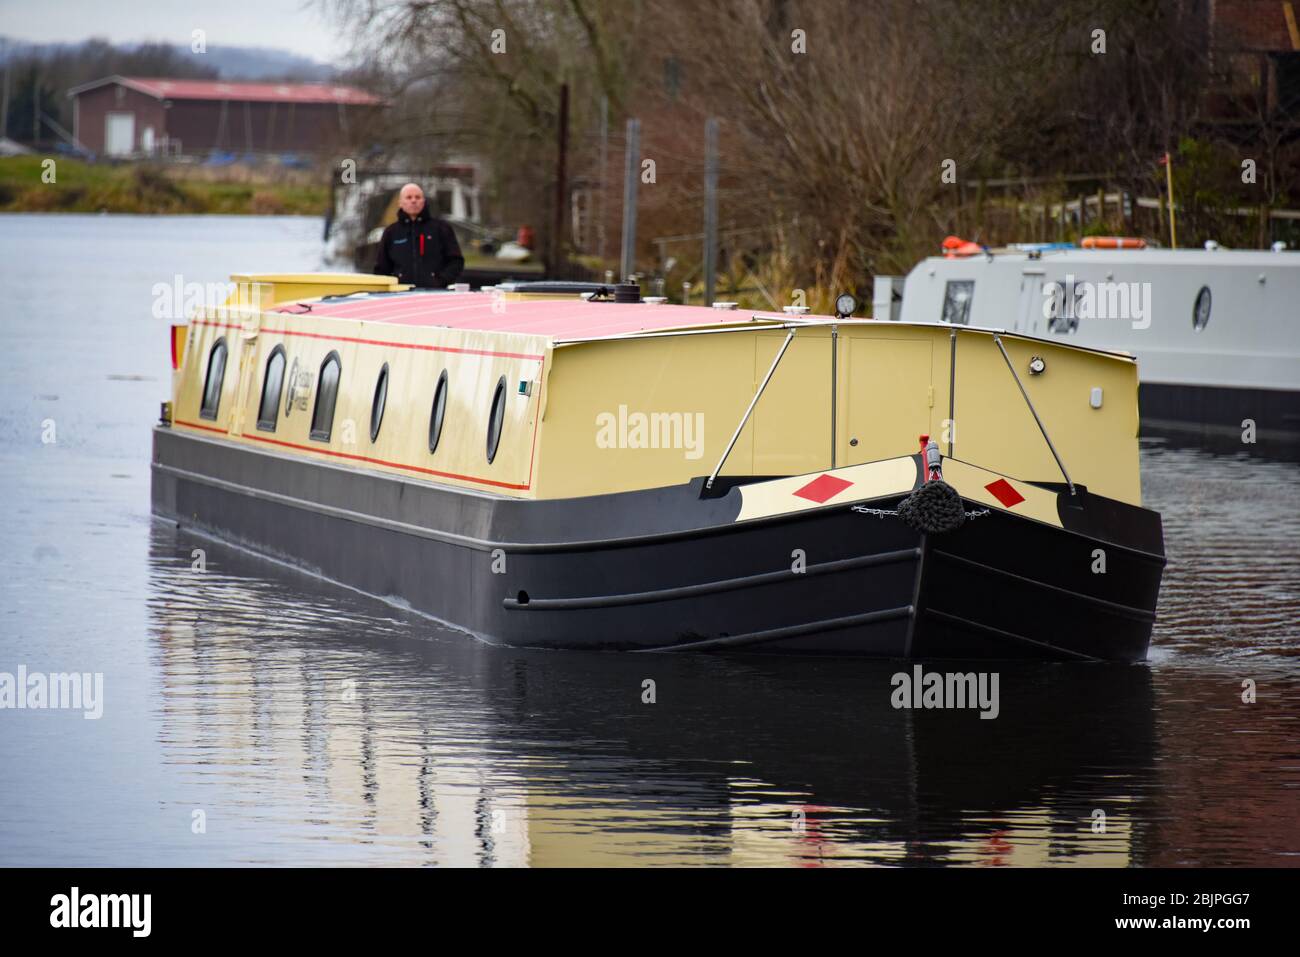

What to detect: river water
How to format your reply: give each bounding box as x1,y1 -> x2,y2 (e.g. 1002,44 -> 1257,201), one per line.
0,214 -> 1296,866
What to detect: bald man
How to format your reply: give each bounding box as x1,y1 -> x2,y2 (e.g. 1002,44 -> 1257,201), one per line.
374,183 -> 465,288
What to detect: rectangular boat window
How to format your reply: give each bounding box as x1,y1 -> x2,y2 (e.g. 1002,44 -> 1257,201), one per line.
257,347 -> 286,431
310,352 -> 341,442
941,280 -> 974,325
199,338 -> 228,420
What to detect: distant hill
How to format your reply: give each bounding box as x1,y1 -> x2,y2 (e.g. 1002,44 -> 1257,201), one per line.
167,44 -> 335,81
0,36 -> 335,80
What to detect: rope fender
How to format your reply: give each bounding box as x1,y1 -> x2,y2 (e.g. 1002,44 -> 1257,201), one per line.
853,480 -> 988,534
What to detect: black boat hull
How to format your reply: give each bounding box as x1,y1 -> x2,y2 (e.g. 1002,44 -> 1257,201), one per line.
151,426 -> 1165,661
1139,381 -> 1300,456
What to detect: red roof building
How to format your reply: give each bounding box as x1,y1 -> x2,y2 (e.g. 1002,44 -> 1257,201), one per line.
67,75 -> 383,157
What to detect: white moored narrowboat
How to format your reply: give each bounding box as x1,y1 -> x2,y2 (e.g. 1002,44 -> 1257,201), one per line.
882,241 -> 1300,450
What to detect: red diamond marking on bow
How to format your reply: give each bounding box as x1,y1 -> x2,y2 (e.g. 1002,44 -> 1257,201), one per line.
792,474 -> 853,504
984,478 -> 1025,508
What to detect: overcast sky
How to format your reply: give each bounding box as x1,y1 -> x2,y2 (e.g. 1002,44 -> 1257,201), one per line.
0,0 -> 347,63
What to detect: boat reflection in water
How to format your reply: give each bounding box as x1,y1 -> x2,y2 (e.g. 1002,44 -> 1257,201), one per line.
147,521 -> 1157,867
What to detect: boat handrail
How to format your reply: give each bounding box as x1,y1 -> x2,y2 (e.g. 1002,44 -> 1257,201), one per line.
992,334 -> 1076,496
705,329 -> 797,491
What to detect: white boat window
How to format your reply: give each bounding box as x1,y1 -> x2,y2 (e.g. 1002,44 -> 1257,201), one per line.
257,346 -> 286,432
428,370 -> 449,454
942,280 -> 974,325
486,375 -> 507,464
310,352 -> 342,442
199,338 -> 227,421
370,363 -> 389,443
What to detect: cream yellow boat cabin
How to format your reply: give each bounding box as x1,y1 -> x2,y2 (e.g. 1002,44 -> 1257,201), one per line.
151,275 -> 1166,660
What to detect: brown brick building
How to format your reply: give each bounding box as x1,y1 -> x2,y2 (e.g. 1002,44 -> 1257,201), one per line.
1208,0 -> 1300,118
67,76 -> 382,157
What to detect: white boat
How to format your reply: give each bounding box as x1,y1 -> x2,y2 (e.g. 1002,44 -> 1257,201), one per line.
879,243 -> 1300,450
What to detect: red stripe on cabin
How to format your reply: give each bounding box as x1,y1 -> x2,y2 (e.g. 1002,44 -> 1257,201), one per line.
187,319 -> 545,360
174,420 -> 536,490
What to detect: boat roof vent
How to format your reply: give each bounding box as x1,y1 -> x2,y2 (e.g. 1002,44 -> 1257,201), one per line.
613,282 -> 641,304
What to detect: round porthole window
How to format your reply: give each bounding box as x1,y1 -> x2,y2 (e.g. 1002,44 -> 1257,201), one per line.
370,363 -> 389,442
428,370 -> 448,454
486,375 -> 507,464
1193,285 -> 1211,330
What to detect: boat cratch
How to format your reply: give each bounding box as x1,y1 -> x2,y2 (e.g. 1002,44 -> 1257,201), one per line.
152,274 -> 1165,661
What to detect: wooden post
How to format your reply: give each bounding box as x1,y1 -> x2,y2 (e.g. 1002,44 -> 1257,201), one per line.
1164,151 -> 1177,248
1,53 -> 10,140
703,118 -> 719,305
550,83 -> 569,276
597,95 -> 608,264
1156,182 -> 1166,243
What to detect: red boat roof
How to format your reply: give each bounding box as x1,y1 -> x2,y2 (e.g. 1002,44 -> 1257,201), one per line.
272,291 -> 768,340
72,76 -> 382,106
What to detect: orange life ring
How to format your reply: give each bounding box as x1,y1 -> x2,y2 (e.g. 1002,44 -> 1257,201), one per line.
1081,236 -> 1146,249
941,235 -> 983,258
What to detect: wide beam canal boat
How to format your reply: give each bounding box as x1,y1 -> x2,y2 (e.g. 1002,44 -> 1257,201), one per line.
152,275 -> 1165,660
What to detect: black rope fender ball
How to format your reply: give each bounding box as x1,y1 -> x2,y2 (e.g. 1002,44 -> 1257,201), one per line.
896,479 -> 968,535
852,479 -> 990,535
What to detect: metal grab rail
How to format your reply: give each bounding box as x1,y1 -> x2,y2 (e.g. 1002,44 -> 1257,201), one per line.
705,329 -> 796,490
992,334 -> 1076,496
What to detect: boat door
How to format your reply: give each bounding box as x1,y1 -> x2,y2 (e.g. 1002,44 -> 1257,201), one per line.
843,336 -> 933,465
229,296 -> 265,437
1017,268 -> 1046,335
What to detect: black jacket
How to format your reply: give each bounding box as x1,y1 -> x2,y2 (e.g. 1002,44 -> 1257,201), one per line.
374,208 -> 465,288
